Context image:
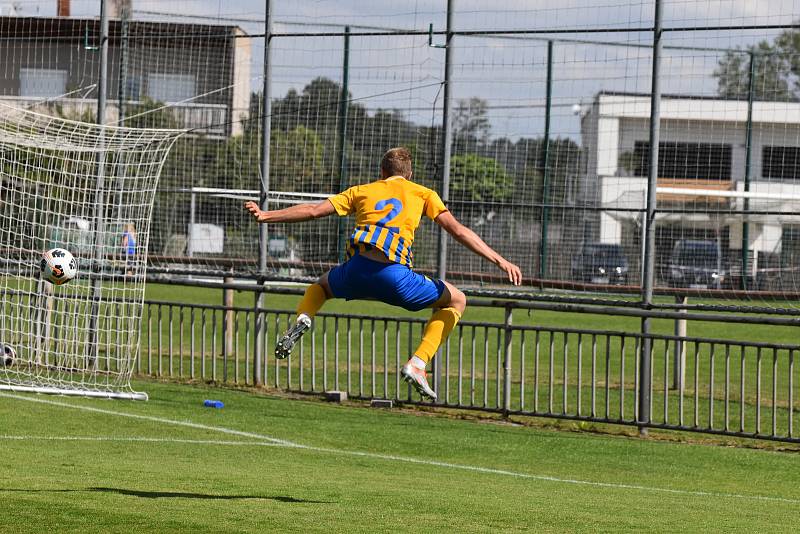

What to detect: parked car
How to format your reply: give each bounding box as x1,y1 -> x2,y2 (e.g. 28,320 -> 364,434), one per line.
668,239 -> 726,289
571,243 -> 629,285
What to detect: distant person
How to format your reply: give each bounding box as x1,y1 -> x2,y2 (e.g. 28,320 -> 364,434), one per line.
122,223 -> 137,275
244,147 -> 521,400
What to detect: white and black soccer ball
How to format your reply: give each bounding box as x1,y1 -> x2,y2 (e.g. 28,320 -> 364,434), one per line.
1,344 -> 15,366
41,248 -> 78,285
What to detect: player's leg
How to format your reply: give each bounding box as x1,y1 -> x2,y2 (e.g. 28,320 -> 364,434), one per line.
416,281 -> 465,361
401,281 -> 466,400
275,272 -> 334,359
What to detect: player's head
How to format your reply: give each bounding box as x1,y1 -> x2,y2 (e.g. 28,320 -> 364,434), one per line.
380,147 -> 413,179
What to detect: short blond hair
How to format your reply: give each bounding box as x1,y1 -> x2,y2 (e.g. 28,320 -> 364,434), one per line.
380,147 -> 413,178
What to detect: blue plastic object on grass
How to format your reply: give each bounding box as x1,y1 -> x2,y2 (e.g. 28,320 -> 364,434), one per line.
203,399 -> 224,408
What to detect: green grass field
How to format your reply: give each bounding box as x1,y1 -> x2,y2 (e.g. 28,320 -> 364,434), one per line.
2,379 -> 799,533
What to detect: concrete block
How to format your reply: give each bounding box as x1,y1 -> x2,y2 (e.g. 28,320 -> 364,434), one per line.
324,390 -> 347,403
370,399 -> 393,409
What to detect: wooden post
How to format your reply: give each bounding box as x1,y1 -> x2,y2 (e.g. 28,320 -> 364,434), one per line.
224,276 -> 234,362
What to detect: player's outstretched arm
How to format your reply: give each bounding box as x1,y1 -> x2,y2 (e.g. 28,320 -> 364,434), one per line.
244,199 -> 335,223
435,211 -> 522,286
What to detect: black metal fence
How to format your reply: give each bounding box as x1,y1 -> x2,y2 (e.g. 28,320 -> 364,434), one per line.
138,284 -> 799,444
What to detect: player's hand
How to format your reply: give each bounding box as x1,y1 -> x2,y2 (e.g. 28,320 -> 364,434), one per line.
244,201 -> 264,222
498,259 -> 522,286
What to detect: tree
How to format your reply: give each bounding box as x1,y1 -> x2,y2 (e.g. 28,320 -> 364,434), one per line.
270,125 -> 327,192
713,34 -> 797,101
449,153 -> 513,202
209,125 -> 327,193
265,77 -> 446,188
506,137 -> 581,205
452,97 -> 490,152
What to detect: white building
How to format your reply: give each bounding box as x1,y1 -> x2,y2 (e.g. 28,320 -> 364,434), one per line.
580,92 -> 800,280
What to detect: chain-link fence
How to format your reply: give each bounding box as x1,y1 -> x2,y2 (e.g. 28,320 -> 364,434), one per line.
2,1 -> 800,310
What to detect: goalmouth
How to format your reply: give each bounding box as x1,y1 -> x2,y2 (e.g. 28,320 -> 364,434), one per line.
0,104 -> 182,400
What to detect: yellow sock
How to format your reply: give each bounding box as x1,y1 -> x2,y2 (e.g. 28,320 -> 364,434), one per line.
296,283 -> 328,319
413,307 -> 462,364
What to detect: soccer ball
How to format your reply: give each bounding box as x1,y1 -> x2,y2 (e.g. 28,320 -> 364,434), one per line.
41,248 -> 78,285
1,344 -> 15,366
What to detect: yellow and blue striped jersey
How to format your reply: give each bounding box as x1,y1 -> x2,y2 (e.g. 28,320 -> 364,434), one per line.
328,176 -> 447,268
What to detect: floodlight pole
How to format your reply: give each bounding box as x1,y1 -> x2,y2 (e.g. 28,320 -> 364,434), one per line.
254,0 -> 274,386
434,0 -> 454,400
638,0 -> 663,436
89,0 -> 110,364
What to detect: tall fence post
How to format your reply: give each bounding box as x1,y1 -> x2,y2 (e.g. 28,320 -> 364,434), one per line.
434,0 -> 455,400
95,0 -> 108,126
638,0 -> 663,436
539,40 -> 554,280
336,26 -> 351,263
741,50 -> 756,290
116,0 -> 130,123
254,0 -> 274,386
503,305 -> 513,416
89,0 -> 109,364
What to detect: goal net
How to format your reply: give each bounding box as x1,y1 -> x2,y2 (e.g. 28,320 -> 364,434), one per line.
0,104 -> 182,400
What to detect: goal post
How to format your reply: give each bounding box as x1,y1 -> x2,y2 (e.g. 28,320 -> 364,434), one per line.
0,104 -> 183,400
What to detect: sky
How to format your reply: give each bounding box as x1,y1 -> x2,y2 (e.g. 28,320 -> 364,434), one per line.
3,0 -> 800,141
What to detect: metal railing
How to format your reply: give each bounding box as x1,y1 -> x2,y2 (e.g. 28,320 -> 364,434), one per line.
138,295 -> 799,443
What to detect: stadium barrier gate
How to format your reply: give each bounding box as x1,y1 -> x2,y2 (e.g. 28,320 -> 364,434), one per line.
137,282 -> 799,444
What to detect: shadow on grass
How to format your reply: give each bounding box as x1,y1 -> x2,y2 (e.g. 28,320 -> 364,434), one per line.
1,487 -> 331,503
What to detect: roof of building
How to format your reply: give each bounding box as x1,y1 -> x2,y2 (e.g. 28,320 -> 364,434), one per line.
596,90 -> 797,104
0,16 -> 245,44
592,91 -> 800,124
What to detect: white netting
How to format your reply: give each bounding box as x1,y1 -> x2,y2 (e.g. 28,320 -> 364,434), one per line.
0,103 -> 181,399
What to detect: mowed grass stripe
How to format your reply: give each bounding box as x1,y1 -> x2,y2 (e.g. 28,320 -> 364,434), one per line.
3,380 -> 800,533
3,432 -> 800,508
2,391 -> 799,507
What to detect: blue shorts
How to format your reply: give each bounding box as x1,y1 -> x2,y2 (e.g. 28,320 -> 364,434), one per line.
327,254 -> 446,312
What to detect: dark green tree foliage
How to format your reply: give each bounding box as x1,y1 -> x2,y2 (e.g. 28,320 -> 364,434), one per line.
145,77 -> 582,265
449,153 -> 513,202
271,125 -> 326,192
714,32 -> 799,101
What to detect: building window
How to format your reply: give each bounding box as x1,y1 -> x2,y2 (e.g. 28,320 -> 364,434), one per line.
763,146 -> 800,181
783,225 -> 800,269
146,73 -> 196,103
633,141 -> 732,180
19,68 -> 68,98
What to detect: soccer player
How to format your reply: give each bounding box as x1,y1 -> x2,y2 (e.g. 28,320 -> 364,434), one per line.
244,147 -> 522,400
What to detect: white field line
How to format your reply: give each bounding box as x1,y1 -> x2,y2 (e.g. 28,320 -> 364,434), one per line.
0,435 -> 283,447
2,392 -> 799,506
0,392 -> 296,446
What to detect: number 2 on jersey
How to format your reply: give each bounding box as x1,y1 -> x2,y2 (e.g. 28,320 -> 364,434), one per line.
374,198 -> 403,233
